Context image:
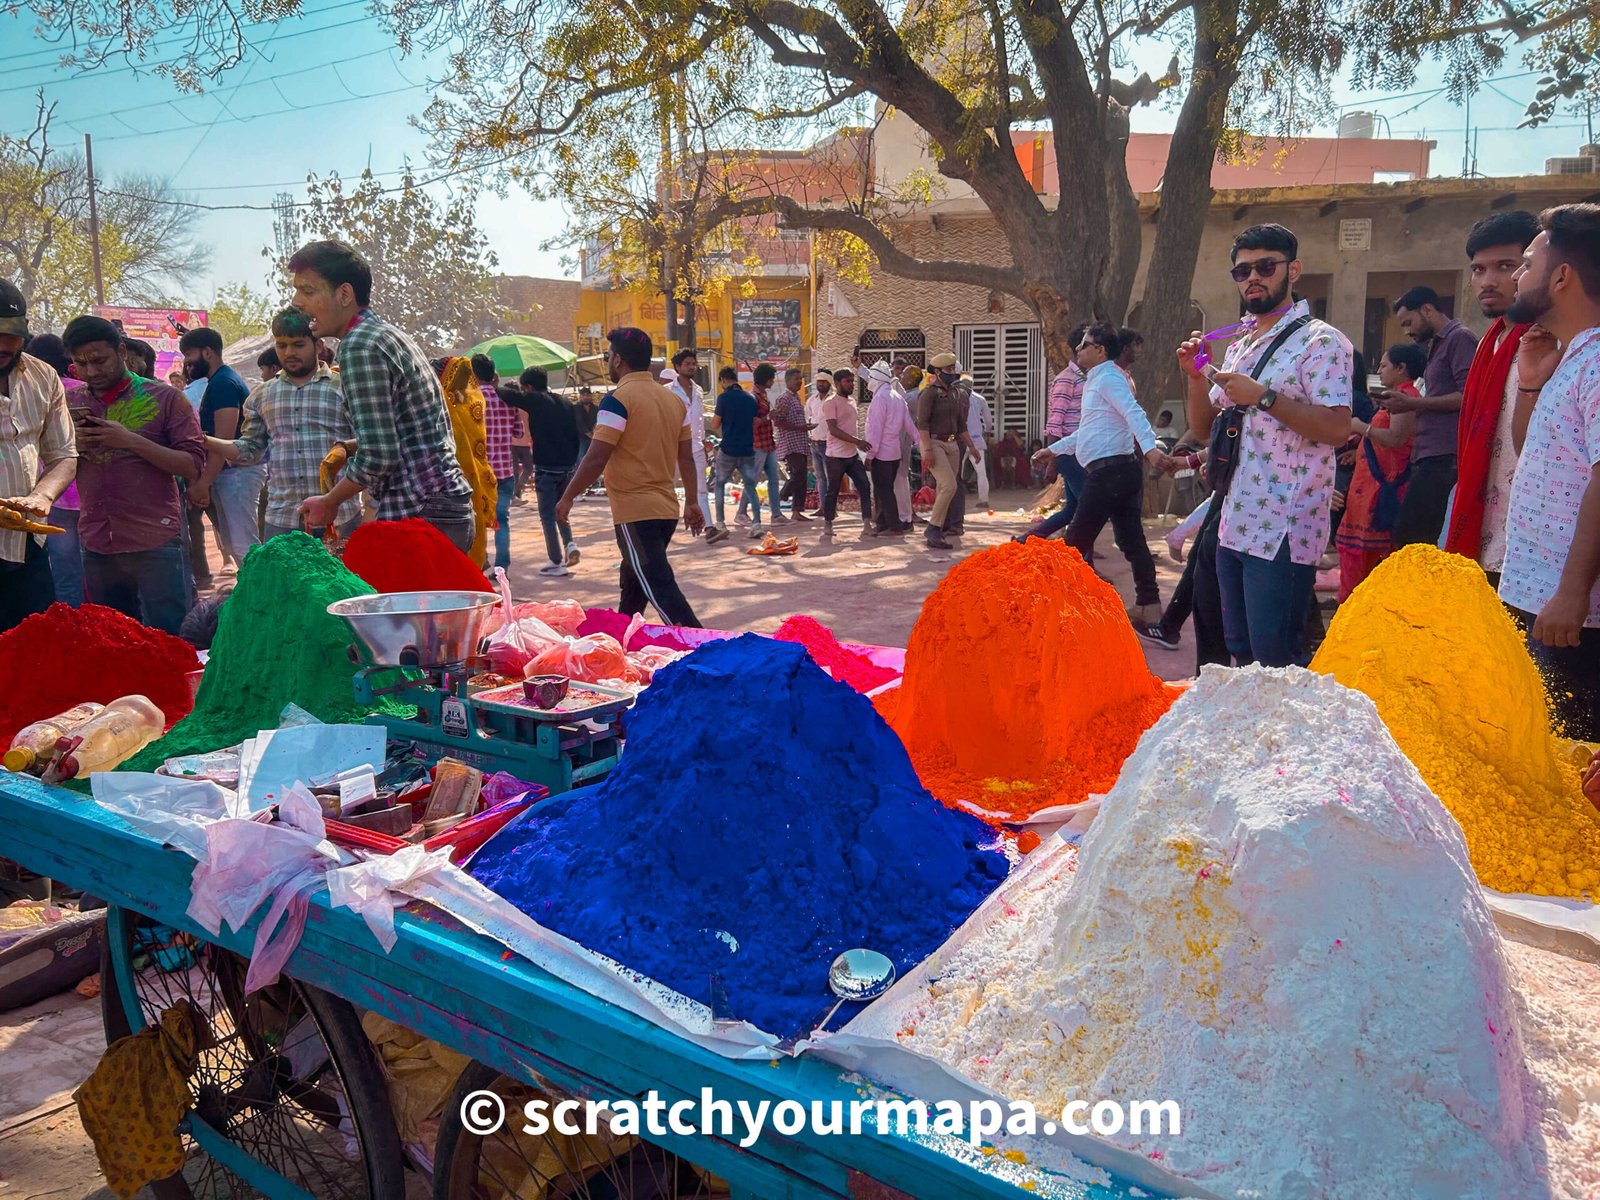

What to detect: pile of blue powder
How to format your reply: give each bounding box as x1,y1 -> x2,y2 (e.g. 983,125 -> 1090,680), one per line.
470,634 -> 1007,1040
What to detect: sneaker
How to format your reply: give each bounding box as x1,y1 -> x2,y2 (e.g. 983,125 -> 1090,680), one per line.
510,496 -> 529,507
1137,623 -> 1180,652
734,513 -> 751,527
564,542 -> 580,567
539,563 -> 570,577
747,523 -> 766,539
925,530 -> 952,550
770,513 -> 790,525
705,527 -> 731,545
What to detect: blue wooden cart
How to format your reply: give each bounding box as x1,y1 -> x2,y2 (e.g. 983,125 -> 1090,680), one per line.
0,773 -> 1155,1200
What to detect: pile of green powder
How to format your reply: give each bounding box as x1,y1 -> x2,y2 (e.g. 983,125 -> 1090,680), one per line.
123,532 -> 407,769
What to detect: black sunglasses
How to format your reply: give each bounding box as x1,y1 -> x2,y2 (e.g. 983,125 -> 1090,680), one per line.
1230,257 -> 1289,283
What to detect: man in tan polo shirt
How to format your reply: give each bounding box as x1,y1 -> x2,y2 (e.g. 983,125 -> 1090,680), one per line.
915,352 -> 977,550
556,326 -> 705,626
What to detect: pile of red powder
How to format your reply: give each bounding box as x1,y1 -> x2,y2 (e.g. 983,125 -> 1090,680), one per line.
341,519 -> 495,594
773,615 -> 898,694
0,603 -> 200,747
882,539 -> 1176,823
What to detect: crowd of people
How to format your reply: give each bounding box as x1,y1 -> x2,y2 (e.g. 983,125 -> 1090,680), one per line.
1,206 -> 1596,739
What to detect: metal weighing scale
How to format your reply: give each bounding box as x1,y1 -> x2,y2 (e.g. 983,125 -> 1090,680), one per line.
328,591 -> 633,794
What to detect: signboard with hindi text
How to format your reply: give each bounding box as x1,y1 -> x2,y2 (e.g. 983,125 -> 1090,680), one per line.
92,305 -> 208,384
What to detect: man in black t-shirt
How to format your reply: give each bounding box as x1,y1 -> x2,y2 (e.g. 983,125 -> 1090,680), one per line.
502,367 -> 583,576
182,326 -> 264,569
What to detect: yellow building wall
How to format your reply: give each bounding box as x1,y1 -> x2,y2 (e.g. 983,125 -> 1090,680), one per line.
576,279 -> 811,371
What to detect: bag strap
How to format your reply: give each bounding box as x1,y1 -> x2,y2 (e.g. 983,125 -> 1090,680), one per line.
1361,435 -> 1389,485
1245,315 -> 1313,383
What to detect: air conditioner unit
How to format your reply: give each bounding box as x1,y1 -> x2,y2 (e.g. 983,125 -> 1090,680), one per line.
1546,157 -> 1597,175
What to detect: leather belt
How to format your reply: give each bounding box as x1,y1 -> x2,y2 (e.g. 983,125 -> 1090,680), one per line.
1084,451 -> 1141,473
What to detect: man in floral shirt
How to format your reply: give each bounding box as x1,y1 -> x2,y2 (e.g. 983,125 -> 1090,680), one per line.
1498,203 -> 1600,741
1179,224 -> 1353,667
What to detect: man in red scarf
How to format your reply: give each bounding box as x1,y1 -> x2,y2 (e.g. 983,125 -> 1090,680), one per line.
1443,210 -> 1541,584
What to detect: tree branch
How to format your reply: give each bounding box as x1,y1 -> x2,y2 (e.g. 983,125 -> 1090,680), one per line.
716,193 -> 1030,298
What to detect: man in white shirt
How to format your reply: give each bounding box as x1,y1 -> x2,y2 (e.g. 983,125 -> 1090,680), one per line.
667,349 -> 710,526
0,281 -> 76,630
804,370 -> 832,516
1034,323 -> 1171,622
1497,203 -> 1600,741
865,360 -> 917,534
965,379 -> 995,506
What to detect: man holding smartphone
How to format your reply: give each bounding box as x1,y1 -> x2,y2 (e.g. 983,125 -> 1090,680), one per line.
61,314 -> 205,635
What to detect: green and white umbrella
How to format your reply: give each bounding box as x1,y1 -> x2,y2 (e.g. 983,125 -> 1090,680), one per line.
466,334 -> 578,377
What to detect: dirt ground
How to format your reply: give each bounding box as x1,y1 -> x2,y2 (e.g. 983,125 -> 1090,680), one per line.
0,483 -> 1202,1199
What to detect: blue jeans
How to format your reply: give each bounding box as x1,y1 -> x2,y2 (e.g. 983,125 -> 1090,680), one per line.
1215,539 -> 1317,668
533,467 -> 576,565
712,453 -> 762,525
46,504 -> 84,607
1027,454 -> 1088,538
494,475 -> 516,569
739,450 -> 782,520
84,537 -> 191,635
212,464 -> 267,563
810,443 -> 828,510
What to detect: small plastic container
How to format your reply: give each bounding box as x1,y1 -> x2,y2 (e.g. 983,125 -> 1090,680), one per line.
4,702 -> 106,773
48,696 -> 165,780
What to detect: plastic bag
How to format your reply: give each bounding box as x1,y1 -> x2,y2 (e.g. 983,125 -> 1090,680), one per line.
326,844 -> 455,952
485,569 -> 566,676
92,773 -> 243,860
186,784 -> 336,940
509,599 -> 586,636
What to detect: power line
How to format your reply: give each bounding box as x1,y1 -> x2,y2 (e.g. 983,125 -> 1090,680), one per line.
0,10 -> 385,97
0,0 -> 372,69
100,151 -> 527,211
84,81 -> 428,145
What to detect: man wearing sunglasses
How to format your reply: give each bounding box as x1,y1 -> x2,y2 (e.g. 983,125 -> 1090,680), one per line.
1178,223 -> 1353,668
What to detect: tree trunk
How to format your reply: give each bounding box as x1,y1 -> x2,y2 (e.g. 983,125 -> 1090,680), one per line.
1131,0 -> 1240,416
1100,104 -> 1142,323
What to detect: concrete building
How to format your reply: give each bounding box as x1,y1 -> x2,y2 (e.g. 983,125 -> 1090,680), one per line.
817,111 -> 1600,438
494,275 -> 582,348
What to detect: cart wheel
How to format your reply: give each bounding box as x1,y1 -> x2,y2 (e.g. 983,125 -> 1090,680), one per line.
434,1059 -> 728,1199
101,906 -> 405,1200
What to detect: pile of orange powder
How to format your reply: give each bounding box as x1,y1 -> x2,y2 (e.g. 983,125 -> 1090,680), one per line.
880,539 -> 1176,823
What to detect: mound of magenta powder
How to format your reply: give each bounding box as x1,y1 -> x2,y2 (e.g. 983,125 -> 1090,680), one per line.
469,634 -> 1007,1039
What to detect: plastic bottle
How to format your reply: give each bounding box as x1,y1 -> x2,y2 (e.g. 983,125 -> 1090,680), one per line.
49,696 -> 165,780
4,702 -> 106,772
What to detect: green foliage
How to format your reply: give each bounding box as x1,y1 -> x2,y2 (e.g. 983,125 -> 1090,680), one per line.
207,281 -> 275,345
265,166 -> 507,353
0,94 -> 206,328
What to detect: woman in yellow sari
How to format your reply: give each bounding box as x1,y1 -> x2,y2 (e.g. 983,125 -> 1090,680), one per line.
434,356 -> 498,570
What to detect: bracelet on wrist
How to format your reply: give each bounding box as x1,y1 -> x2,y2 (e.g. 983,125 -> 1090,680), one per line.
1517,386 -> 1543,393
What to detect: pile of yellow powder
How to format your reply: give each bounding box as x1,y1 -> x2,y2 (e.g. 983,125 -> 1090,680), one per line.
1311,545 -> 1600,898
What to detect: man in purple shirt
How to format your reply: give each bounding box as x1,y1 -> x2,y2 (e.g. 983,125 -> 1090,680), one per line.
1386,285 -> 1478,546
62,315 -> 206,634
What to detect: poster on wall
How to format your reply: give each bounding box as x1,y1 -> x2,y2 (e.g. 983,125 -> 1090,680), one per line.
731,298 -> 801,369
93,305 -> 208,384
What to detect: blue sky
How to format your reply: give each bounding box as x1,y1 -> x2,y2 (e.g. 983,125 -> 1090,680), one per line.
1,0 -> 1594,309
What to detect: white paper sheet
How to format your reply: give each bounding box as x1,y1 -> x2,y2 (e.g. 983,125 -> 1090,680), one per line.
242,724 -> 386,809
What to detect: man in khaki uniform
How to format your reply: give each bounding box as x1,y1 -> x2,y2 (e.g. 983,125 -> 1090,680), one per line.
915,352 -> 978,550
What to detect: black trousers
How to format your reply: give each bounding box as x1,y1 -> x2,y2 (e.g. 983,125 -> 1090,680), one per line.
1063,458 -> 1159,607
613,519 -> 700,628
0,536 -> 55,633
780,452 -> 810,514
869,458 -> 905,531
1394,453 -> 1457,548
1156,495 -> 1229,669
1509,607 -> 1600,742
823,455 -> 872,524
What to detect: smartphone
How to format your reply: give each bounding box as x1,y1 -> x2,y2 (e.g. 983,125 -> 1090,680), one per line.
1201,363 -> 1221,383
69,406 -> 93,424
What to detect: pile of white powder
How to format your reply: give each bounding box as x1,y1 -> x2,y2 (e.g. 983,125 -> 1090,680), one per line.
893,666 -> 1547,1199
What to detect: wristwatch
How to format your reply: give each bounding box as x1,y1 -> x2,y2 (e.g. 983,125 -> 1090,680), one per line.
1257,388 -> 1279,411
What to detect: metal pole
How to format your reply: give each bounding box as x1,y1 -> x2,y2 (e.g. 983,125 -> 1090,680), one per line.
85,133 -> 106,306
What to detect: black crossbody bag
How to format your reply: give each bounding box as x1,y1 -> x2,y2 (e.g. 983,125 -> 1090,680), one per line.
1205,315 -> 1312,498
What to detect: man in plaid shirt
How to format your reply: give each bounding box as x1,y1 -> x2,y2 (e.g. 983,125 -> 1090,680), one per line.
473,354 -> 522,571
204,307 -> 362,539
288,240 -> 473,550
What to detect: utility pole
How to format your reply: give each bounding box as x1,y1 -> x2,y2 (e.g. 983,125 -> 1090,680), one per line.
84,133 -> 106,306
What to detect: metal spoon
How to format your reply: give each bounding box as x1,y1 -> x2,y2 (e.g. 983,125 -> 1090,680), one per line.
817,948 -> 897,1031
